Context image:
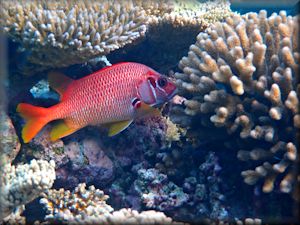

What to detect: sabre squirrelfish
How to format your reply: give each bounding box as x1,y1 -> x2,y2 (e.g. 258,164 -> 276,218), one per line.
17,62 -> 177,143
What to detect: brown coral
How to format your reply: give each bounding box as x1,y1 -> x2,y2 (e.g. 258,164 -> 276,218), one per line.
147,0 -> 232,29
40,183 -> 113,221
0,0 -> 232,73
173,10 -> 299,196
0,159 -> 56,222
0,0 -> 148,71
0,111 -> 56,223
40,183 -> 186,224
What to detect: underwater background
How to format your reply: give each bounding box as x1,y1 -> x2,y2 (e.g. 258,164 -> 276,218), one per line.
0,0 -> 299,224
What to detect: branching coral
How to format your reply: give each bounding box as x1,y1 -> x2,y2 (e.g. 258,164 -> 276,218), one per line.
40,183 -> 113,222
0,0 -> 232,73
0,159 -> 56,222
109,0 -> 232,74
0,112 -> 56,223
40,183 -> 185,224
173,10 -> 299,196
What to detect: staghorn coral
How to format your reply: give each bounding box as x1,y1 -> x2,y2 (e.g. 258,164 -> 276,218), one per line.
40,183 -> 185,225
173,10 -> 299,196
0,0 -> 232,73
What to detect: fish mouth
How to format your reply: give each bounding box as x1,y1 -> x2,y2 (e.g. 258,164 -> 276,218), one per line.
151,88 -> 178,108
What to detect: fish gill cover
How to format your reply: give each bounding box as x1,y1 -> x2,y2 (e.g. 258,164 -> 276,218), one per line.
0,0 -> 299,224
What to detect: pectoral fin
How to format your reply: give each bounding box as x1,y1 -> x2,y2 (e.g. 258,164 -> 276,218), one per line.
107,120 -> 133,137
50,120 -> 79,141
136,102 -> 161,119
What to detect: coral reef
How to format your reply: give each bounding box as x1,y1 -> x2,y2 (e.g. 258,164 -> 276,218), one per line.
0,206 -> 26,225
0,112 -> 21,166
109,0 -> 232,74
146,0 -> 231,29
173,10 -> 299,196
133,168 -> 189,211
203,217 -> 262,225
106,149 -> 228,222
40,183 -> 185,224
29,79 -> 59,100
0,111 -> 56,223
182,152 -> 228,221
0,0 -> 232,74
40,183 -> 113,222
2,0 -> 298,222
0,159 -> 56,222
0,0 -> 147,71
17,115 -> 177,190
24,129 -> 115,189
164,116 -> 186,146
235,218 -> 262,225
102,116 -> 178,167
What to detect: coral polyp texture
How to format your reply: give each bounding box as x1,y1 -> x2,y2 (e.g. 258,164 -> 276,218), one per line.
0,111 -> 56,223
134,168 -> 189,211
40,183 -> 185,224
0,0 -> 231,73
0,0 -> 147,70
173,10 -> 299,196
147,0 -> 231,28
0,159 -> 56,222
0,112 -> 21,167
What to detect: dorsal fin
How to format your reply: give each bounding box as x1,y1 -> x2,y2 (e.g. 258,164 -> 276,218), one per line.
48,71 -> 73,98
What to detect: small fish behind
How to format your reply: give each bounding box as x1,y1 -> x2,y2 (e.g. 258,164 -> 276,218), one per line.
17,62 -> 177,143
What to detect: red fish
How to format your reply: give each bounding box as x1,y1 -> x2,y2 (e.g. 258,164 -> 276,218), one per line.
17,62 -> 177,143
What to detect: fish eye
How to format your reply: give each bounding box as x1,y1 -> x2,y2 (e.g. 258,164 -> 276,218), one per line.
158,77 -> 167,87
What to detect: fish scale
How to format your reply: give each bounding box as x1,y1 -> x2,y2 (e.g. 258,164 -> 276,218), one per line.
54,63 -> 149,127
17,62 -> 177,143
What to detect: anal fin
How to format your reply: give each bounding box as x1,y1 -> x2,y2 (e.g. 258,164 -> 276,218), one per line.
50,120 -> 79,141
107,120 -> 133,137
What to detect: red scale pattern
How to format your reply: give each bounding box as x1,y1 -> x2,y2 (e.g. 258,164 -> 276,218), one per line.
52,63 -> 153,128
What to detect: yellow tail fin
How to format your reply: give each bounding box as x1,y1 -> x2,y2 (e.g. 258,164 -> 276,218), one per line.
16,103 -> 51,143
